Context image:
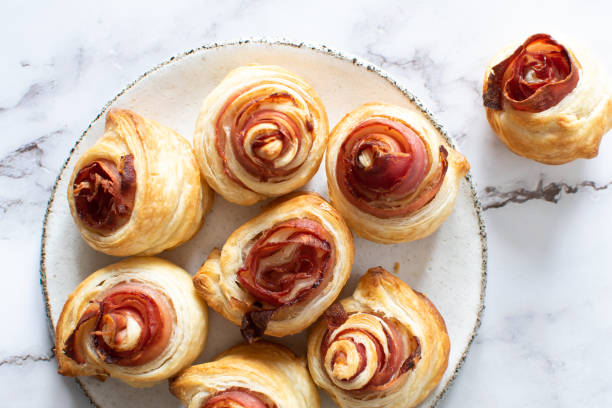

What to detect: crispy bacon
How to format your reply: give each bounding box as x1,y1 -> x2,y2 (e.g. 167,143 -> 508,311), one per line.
337,118 -> 447,218
483,33 -> 579,112
215,88 -> 311,186
236,218 -> 333,340
73,154 -> 136,232
320,310 -> 421,393
63,282 -> 172,367
324,303 -> 349,330
63,303 -> 102,364
237,219 -> 332,307
203,388 -> 273,408
240,308 -> 275,344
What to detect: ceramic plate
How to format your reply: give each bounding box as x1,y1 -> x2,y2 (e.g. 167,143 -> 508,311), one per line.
41,40 -> 487,408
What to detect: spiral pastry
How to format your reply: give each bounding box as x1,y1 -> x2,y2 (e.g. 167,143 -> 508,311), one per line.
483,33 -> 612,164
170,342 -> 319,408
194,65 -> 329,205
326,103 -> 469,244
193,193 -> 353,341
55,257 -> 208,387
307,267 -> 449,408
68,109 -> 213,256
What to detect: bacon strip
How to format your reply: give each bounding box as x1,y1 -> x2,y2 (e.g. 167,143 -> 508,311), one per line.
337,118 -> 447,218
236,218 -> 333,341
483,33 -> 579,112
215,87 -> 311,187
63,303 -> 102,364
63,282 -> 173,367
237,219 -> 332,307
320,309 -> 420,393
73,154 -> 136,232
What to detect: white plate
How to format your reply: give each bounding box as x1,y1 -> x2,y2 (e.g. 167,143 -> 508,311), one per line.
41,40 -> 487,408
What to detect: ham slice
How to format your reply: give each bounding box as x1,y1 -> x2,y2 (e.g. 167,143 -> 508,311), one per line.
483,33 -> 579,112
337,119 -> 447,218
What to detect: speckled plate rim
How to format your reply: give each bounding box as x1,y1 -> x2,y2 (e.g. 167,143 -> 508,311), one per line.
40,37 -> 488,408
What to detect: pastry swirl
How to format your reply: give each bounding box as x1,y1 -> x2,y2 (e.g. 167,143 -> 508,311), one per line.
483,33 -> 612,164
326,103 -> 469,244
193,193 -> 353,341
170,342 -> 319,408
307,267 -> 449,408
55,257 -> 208,387
68,109 -> 213,256
194,65 -> 329,205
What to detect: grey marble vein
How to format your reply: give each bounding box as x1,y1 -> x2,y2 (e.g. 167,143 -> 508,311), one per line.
0,198 -> 24,215
0,132 -> 59,179
2,1 -> 612,406
0,352 -> 54,367
364,44 -> 449,114
481,179 -> 612,210
365,45 -> 442,92
0,81 -> 57,113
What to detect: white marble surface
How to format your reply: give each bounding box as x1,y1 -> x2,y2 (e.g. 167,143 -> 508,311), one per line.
1,0 -> 611,406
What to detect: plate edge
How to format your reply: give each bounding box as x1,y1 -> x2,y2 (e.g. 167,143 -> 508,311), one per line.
38,37 -> 489,408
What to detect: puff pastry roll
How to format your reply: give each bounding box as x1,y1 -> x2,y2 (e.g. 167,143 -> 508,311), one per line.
307,267 -> 449,408
194,65 -> 329,205
483,33 -> 612,164
326,103 -> 469,244
55,257 -> 208,387
170,342 -> 319,408
193,193 -> 353,341
68,109 -> 213,256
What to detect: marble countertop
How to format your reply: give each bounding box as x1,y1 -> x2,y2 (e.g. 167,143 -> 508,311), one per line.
2,0 -> 611,406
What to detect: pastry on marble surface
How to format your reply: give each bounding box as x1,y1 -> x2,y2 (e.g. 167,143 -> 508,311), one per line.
193,192 -> 353,341
326,102 -> 469,244
194,64 -> 329,205
54,257 -> 208,388
307,267 -> 449,408
170,341 -> 319,408
68,109 -> 213,256
483,33 -> 612,164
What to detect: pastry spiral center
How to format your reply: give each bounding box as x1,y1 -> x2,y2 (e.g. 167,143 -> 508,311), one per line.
100,312 -> 143,352
248,123 -> 285,161
63,282 -> 174,367
336,118 -> 448,218
216,84 -> 315,185
321,307 -> 421,393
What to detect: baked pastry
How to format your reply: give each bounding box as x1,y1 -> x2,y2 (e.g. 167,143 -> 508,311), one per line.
326,102 -> 469,244
68,109 -> 213,256
170,342 -> 319,408
307,267 -> 449,408
194,64 -> 329,205
193,193 -> 353,341
483,33 -> 612,164
55,257 -> 208,387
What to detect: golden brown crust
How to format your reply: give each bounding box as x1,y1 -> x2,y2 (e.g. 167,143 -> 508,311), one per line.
170,342 -> 319,408
307,267 -> 450,408
68,109 -> 213,256
54,257 -> 208,388
194,64 -> 329,205
193,193 -> 354,337
326,102 -> 469,244
483,37 -> 612,164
